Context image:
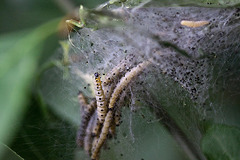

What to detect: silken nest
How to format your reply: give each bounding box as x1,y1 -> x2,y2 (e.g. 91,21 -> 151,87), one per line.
39,1 -> 240,160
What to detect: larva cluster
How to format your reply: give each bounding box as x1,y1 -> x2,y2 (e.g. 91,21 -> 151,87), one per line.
76,58 -> 151,160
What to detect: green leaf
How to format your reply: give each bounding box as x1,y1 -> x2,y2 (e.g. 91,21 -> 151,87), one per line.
201,124 -> 240,160
0,19 -> 60,77
0,18 -> 60,158
0,31 -> 29,53
0,143 -> 24,160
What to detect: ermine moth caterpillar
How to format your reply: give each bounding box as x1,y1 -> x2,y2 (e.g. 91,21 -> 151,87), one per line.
181,20 -> 210,28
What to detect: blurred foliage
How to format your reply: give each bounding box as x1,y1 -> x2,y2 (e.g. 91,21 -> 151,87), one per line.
0,0 -> 107,33
0,0 -> 239,160
201,124 -> 240,160
0,18 -> 60,159
0,0 -> 106,159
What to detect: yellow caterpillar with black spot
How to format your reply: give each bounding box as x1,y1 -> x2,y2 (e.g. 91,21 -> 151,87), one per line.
94,72 -> 107,124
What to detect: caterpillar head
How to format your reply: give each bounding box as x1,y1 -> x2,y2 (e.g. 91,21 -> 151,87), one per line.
94,72 -> 100,78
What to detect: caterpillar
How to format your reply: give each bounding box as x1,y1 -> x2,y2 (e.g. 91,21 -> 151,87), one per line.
91,110 -> 113,160
78,91 -> 88,110
99,61 -> 131,140
94,72 -> 107,123
108,90 -> 128,138
91,60 -> 151,160
102,62 -> 127,86
91,112 -> 102,160
84,112 -> 97,156
102,54 -> 136,87
103,83 -> 115,104
76,93 -> 96,147
90,110 -> 102,155
103,83 -> 117,139
180,20 -> 210,28
91,111 -> 102,137
108,60 -> 151,110
102,54 -> 137,112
